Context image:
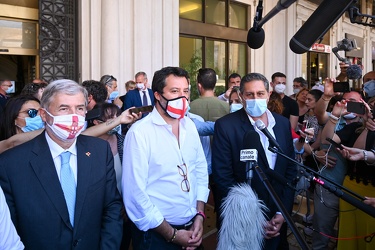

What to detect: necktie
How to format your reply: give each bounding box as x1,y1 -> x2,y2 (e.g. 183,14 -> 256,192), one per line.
142,91 -> 148,106
60,151 -> 76,227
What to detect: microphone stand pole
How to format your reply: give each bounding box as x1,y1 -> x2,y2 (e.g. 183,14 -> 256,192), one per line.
268,147 -> 375,218
252,164 -> 309,250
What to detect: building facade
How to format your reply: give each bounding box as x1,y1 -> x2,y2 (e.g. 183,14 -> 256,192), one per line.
0,0 -> 374,96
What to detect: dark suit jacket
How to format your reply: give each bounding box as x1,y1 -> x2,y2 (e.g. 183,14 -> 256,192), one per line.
0,133 -> 123,250
212,108 -> 296,244
123,88 -> 154,110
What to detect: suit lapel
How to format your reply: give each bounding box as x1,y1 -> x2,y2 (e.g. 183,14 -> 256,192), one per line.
74,137 -> 93,228
30,133 -> 72,230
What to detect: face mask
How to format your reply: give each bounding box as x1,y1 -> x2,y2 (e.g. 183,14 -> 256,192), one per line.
136,83 -> 144,89
185,105 -> 191,115
364,80 -> 375,98
108,91 -> 119,101
107,124 -> 121,135
45,110 -> 85,141
230,103 -> 243,113
293,88 -> 300,94
245,99 -> 268,117
343,112 -> 357,120
21,115 -> 45,132
159,95 -> 189,120
274,84 -> 286,94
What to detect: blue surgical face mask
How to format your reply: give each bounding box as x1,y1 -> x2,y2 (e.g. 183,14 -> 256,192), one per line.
230,103 -> 243,113
109,91 -> 119,101
19,115 -> 45,132
107,124 -> 121,135
245,99 -> 268,117
343,112 -> 357,120
364,80 -> 375,98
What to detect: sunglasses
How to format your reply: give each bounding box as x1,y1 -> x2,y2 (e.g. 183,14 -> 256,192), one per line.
20,109 -> 38,118
105,75 -> 115,84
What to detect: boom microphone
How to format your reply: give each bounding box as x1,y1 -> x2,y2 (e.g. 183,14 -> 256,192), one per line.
247,0 -> 297,49
289,0 -> 356,54
346,64 -> 362,80
255,119 -> 283,153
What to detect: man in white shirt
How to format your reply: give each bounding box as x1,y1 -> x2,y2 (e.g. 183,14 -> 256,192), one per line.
0,185 -> 24,250
122,66 -> 209,249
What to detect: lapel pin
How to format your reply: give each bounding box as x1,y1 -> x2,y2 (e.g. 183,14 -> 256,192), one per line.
86,152 -> 91,157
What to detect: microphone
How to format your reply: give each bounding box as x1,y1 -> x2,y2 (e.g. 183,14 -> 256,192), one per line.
241,130 -> 262,185
254,119 -> 283,153
289,0 -> 356,54
247,0 -> 297,49
346,64 -> 362,80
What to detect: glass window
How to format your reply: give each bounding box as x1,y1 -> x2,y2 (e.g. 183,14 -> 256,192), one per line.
206,0 -> 226,26
179,36 -> 203,101
229,2 -> 246,29
229,42 -> 246,76
0,20 -> 37,49
179,0 -> 202,21
206,39 -> 226,89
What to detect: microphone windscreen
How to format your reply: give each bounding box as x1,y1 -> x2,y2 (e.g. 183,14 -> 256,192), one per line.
218,183 -> 268,250
243,130 -> 261,150
247,27 -> 265,49
289,0 -> 354,54
346,64 -> 362,80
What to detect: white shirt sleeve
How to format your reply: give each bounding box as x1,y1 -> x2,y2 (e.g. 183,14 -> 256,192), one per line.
0,186 -> 24,250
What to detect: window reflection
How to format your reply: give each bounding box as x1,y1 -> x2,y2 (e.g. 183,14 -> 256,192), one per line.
229,3 -> 246,29
206,40 -> 226,87
229,42 -> 246,77
0,20 -> 36,49
206,0 -> 226,26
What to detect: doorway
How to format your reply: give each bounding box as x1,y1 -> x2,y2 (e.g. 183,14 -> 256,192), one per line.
0,54 -> 37,95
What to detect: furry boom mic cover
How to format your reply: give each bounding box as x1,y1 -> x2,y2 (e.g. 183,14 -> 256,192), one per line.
218,184 -> 268,250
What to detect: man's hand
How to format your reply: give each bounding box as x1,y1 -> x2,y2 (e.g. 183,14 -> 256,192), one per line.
264,214 -> 284,239
185,216 -> 204,250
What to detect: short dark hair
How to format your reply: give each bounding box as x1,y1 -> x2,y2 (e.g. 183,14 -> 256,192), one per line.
151,67 -> 189,94
240,73 -> 269,93
82,80 -> 108,104
271,72 -> 286,82
21,82 -> 48,98
87,102 -> 121,128
228,73 -> 241,81
197,68 -> 216,90
293,77 -> 307,87
308,89 -> 323,101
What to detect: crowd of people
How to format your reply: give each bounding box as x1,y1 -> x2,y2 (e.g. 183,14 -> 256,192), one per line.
0,64 -> 375,250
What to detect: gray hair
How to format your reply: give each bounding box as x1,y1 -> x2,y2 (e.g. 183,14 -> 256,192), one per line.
135,71 -> 147,80
240,73 -> 270,93
41,79 -> 88,109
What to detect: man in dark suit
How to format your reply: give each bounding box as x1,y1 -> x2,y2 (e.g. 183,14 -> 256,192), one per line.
212,73 -> 296,249
123,72 -> 155,115
0,79 -> 123,249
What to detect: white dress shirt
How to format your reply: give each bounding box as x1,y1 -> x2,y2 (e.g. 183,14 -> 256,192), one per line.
247,109 -> 277,170
122,108 -> 209,231
0,186 -> 24,250
138,88 -> 151,105
45,133 -> 78,184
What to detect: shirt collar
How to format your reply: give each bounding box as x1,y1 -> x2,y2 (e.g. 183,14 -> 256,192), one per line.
45,132 -> 77,160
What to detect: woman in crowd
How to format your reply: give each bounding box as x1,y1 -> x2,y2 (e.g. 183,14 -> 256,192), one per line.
0,95 -> 44,141
295,87 -> 309,129
335,96 -> 375,250
86,102 -> 132,249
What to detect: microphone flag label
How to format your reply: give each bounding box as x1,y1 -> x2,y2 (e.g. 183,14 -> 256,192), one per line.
240,149 -> 258,162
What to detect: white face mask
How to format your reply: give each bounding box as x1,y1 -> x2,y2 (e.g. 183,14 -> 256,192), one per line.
136,83 -> 144,89
274,84 -> 286,94
45,110 -> 85,141
293,88 -> 300,94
